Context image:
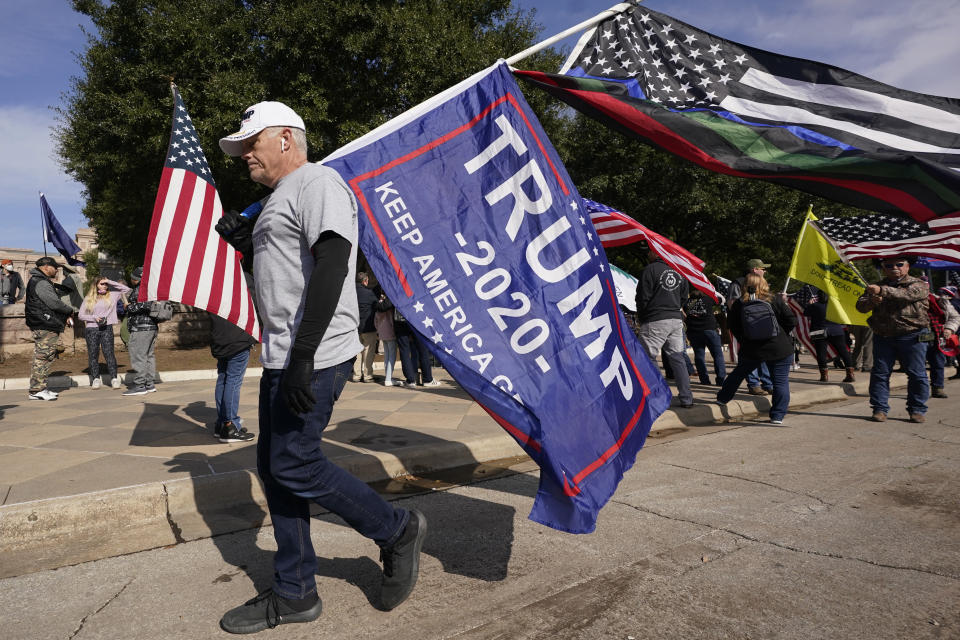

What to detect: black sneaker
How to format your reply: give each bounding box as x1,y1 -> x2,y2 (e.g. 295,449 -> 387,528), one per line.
379,509 -> 427,611
219,421 -> 254,443
220,589 -> 321,634
122,385 -> 149,396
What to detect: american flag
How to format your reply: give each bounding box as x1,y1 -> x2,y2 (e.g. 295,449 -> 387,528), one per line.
583,198 -> 717,300
141,85 -> 259,338
814,213 -> 960,263
786,294 -> 837,360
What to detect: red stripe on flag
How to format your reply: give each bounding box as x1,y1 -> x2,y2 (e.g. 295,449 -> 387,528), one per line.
207,233 -> 229,314
157,171 -> 198,300
227,256 -> 243,325
180,181 -> 218,307
141,168 -> 174,302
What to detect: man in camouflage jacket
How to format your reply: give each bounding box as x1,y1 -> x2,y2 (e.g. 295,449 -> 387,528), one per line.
855,256 -> 930,423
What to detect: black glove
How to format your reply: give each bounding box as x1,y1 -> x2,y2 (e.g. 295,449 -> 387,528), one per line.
215,210 -> 254,257
282,359 -> 316,415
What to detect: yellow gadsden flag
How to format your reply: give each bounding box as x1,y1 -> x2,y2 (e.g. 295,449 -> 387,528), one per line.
787,208 -> 871,326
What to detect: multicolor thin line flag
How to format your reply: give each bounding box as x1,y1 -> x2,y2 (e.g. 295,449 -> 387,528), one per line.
583,198 -> 717,301
141,85 -> 259,338
514,6 -> 960,223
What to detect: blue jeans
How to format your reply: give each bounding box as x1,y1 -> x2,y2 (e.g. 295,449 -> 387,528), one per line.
258,362 -> 408,599
396,332 -> 417,384
870,332 -> 929,415
382,339 -> 398,382
718,353 -> 793,421
927,342 -> 946,389
215,348 -> 250,426
745,360 -> 771,389
688,329 -> 726,384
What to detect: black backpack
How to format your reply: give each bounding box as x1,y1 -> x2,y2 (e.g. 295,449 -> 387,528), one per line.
741,298 -> 780,341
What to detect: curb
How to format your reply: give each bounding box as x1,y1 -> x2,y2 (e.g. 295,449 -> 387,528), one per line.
0,433 -> 523,579
0,362 -> 397,391
0,373 -> 902,579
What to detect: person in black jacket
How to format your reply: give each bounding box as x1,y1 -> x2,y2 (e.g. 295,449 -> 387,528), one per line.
802,288 -> 855,382
25,257 -> 76,401
352,272 -> 380,382
635,249 -> 693,408
717,274 -> 798,424
210,313 -> 256,443
683,289 -> 726,385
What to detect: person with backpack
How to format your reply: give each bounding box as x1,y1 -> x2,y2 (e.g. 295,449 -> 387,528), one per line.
717,273 -> 797,424
725,259 -> 775,395
801,287 -> 856,383
122,266 -> 161,396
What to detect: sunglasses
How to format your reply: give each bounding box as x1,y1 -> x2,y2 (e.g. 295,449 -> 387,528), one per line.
881,261 -> 907,268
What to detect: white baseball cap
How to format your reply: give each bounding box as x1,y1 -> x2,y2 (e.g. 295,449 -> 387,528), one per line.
219,101 -> 305,156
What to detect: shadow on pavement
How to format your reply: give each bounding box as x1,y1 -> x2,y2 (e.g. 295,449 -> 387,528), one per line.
127,397 -> 526,594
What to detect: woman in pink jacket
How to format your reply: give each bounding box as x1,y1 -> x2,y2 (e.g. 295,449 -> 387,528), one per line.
78,277 -> 131,389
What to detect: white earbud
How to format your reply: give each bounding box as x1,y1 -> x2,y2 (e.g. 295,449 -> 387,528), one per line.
281,138 -> 287,152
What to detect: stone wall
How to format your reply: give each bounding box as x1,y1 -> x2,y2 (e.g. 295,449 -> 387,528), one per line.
0,303 -> 212,357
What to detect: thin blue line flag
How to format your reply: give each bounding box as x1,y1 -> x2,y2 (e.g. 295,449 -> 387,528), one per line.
323,62 -> 671,533
39,192 -> 85,267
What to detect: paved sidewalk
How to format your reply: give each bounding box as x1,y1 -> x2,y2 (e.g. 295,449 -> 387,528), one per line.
0,362 -> 910,578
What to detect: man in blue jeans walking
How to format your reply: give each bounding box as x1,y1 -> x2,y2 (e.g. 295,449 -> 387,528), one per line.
216,101 -> 426,634
856,256 -> 931,423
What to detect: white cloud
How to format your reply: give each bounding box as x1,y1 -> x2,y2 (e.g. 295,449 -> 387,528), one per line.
0,105 -> 87,251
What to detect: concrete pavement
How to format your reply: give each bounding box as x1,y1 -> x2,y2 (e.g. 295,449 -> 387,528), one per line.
0,361 -> 917,578
2,392 -> 957,640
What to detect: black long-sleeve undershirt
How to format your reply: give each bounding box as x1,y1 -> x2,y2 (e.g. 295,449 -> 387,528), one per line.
289,230 -> 352,364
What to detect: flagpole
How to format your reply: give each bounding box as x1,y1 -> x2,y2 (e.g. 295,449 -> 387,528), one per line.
504,2 -> 637,66
783,205 -> 814,294
39,191 -> 49,258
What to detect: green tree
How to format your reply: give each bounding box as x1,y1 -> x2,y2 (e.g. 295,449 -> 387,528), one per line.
56,0 -> 562,264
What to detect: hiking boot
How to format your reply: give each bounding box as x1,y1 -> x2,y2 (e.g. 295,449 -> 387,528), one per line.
220,589 -> 321,634
91,378 -> 102,389
122,385 -> 149,396
871,412 -> 887,422
219,421 -> 254,443
843,368 -> 856,383
379,509 -> 427,611
931,386 -> 948,398
819,369 -> 829,382
747,386 -> 766,395
28,389 -> 58,401
909,413 -> 926,423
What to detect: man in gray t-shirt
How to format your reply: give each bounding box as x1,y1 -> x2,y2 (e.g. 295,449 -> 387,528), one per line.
215,101 -> 426,634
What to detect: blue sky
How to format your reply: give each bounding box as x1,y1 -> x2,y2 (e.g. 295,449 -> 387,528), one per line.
5,0 -> 959,253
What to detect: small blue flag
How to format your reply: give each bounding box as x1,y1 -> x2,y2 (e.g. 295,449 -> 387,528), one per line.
323,62 -> 670,533
39,193 -> 85,267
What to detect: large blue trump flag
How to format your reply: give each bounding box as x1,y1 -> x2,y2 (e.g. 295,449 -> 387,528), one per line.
323,62 -> 670,533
